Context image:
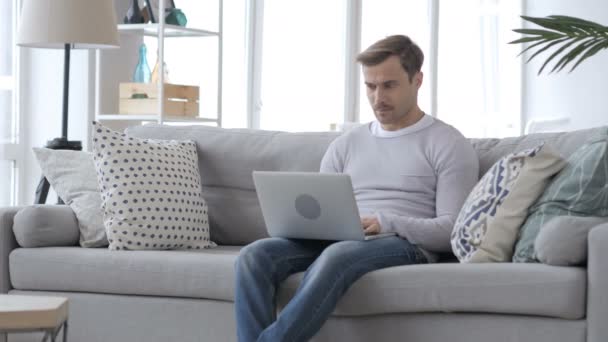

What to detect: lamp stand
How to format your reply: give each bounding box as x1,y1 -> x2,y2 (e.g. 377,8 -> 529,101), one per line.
34,44 -> 83,204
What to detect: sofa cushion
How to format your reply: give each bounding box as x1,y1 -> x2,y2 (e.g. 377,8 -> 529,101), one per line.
10,246 -> 242,302
12,205 -> 80,248
10,247 -> 585,319
513,129 -> 608,262
451,143 -> 566,262
92,122 -> 215,251
33,148 -> 107,247
278,263 -> 586,320
126,124 -> 340,245
469,126 -> 606,178
535,215 -> 608,266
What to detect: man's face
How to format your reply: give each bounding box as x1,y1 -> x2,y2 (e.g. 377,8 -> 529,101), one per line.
362,55 -> 422,130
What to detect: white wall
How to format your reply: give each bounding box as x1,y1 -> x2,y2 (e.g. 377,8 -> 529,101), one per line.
522,0 -> 608,133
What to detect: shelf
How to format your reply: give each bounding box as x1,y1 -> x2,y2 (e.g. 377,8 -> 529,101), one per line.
96,114 -> 219,123
117,24 -> 220,38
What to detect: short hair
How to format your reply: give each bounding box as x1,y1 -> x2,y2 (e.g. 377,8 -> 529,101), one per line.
356,35 -> 424,82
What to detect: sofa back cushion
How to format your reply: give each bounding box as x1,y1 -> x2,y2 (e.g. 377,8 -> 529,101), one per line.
469,126 -> 607,178
127,124 -> 340,245
128,124 -> 607,246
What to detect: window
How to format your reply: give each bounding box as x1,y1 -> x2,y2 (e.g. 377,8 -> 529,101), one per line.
258,0 -> 346,132
436,0 -> 522,138
0,0 -> 21,205
359,0 -> 432,123
145,0 -> 521,137
245,0 -> 521,136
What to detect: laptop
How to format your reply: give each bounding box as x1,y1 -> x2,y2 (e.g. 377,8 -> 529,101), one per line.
252,171 -> 396,241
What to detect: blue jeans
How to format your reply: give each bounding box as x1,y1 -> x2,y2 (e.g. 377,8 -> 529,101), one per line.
234,236 -> 427,342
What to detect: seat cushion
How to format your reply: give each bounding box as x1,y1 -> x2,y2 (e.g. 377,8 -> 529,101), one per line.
9,246 -> 242,302
278,263 -> 586,319
10,247 -> 585,319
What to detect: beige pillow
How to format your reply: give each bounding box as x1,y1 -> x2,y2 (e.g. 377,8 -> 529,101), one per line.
535,216 -> 608,266
451,144 -> 566,262
33,148 -> 107,247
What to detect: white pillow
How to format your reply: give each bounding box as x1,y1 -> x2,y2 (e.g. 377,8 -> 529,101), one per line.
33,148 -> 107,247
92,121 -> 215,251
451,143 -> 566,262
535,215 -> 608,266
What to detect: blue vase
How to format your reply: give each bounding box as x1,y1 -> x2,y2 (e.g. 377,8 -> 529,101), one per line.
133,44 -> 151,83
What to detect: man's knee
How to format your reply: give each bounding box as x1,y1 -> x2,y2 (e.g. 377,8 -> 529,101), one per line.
322,241 -> 362,258
235,238 -> 278,272
314,241 -> 362,269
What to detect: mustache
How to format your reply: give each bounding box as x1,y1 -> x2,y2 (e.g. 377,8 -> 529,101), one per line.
374,105 -> 393,111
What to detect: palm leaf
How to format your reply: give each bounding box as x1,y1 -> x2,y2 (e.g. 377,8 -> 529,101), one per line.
521,16 -> 576,34
525,37 -> 569,63
509,36 -> 548,45
516,36 -> 565,57
569,40 -> 608,72
512,15 -> 608,74
552,38 -> 598,73
538,37 -> 585,74
548,15 -> 606,29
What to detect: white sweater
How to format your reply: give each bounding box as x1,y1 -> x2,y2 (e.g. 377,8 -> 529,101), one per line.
320,115 -> 479,261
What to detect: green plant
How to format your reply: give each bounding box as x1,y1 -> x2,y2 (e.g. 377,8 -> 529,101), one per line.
510,15 -> 608,74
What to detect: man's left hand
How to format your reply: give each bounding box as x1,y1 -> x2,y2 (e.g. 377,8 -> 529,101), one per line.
361,216 -> 381,235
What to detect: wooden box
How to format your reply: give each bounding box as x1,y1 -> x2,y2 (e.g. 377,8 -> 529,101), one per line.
118,83 -> 199,117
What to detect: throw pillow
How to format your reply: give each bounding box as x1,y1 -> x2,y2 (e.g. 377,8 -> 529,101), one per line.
33,148 -> 108,247
13,205 -> 80,248
535,215 -> 608,266
513,129 -> 608,262
91,121 -> 215,251
451,143 -> 566,262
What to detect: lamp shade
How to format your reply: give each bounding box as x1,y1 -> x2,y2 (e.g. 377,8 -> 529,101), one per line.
17,0 -> 120,49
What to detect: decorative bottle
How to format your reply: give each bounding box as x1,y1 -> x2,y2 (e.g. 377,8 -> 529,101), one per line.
133,44 -> 151,83
151,50 -> 170,84
124,0 -> 144,24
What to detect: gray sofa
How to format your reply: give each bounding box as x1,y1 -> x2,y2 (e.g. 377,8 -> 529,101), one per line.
1,124 -> 607,342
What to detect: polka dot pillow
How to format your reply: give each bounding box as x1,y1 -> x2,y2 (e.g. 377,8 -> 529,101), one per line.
91,121 -> 215,251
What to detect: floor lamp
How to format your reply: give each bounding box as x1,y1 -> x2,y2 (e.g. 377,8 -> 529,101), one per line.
17,0 -> 119,204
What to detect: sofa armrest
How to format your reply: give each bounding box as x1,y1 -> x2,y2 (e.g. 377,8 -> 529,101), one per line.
0,206 -> 25,294
587,222 -> 608,342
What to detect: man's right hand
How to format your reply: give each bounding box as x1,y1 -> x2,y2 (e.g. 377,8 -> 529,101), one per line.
361,216 -> 381,235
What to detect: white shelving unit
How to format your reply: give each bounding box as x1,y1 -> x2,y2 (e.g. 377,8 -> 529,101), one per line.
95,0 -> 223,126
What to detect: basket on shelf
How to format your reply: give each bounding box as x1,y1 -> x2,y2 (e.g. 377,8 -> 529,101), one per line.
118,82 -> 199,117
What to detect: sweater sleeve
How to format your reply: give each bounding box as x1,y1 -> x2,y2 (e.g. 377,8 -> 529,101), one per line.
376,133 -> 479,252
319,139 -> 344,173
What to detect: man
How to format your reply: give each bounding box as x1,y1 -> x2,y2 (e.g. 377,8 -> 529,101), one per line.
234,35 -> 479,342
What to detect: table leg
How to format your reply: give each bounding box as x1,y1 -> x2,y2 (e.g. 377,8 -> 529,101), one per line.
63,321 -> 68,342
41,329 -> 51,342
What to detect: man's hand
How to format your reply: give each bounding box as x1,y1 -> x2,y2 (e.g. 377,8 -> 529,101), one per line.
361,216 -> 381,235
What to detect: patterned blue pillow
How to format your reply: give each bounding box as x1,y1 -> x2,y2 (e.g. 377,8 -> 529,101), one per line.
452,144 -> 565,262
513,129 -> 608,262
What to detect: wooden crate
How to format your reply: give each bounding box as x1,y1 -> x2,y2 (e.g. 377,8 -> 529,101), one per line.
118,83 -> 199,117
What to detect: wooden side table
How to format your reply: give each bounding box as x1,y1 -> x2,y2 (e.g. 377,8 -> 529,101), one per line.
0,295 -> 68,342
